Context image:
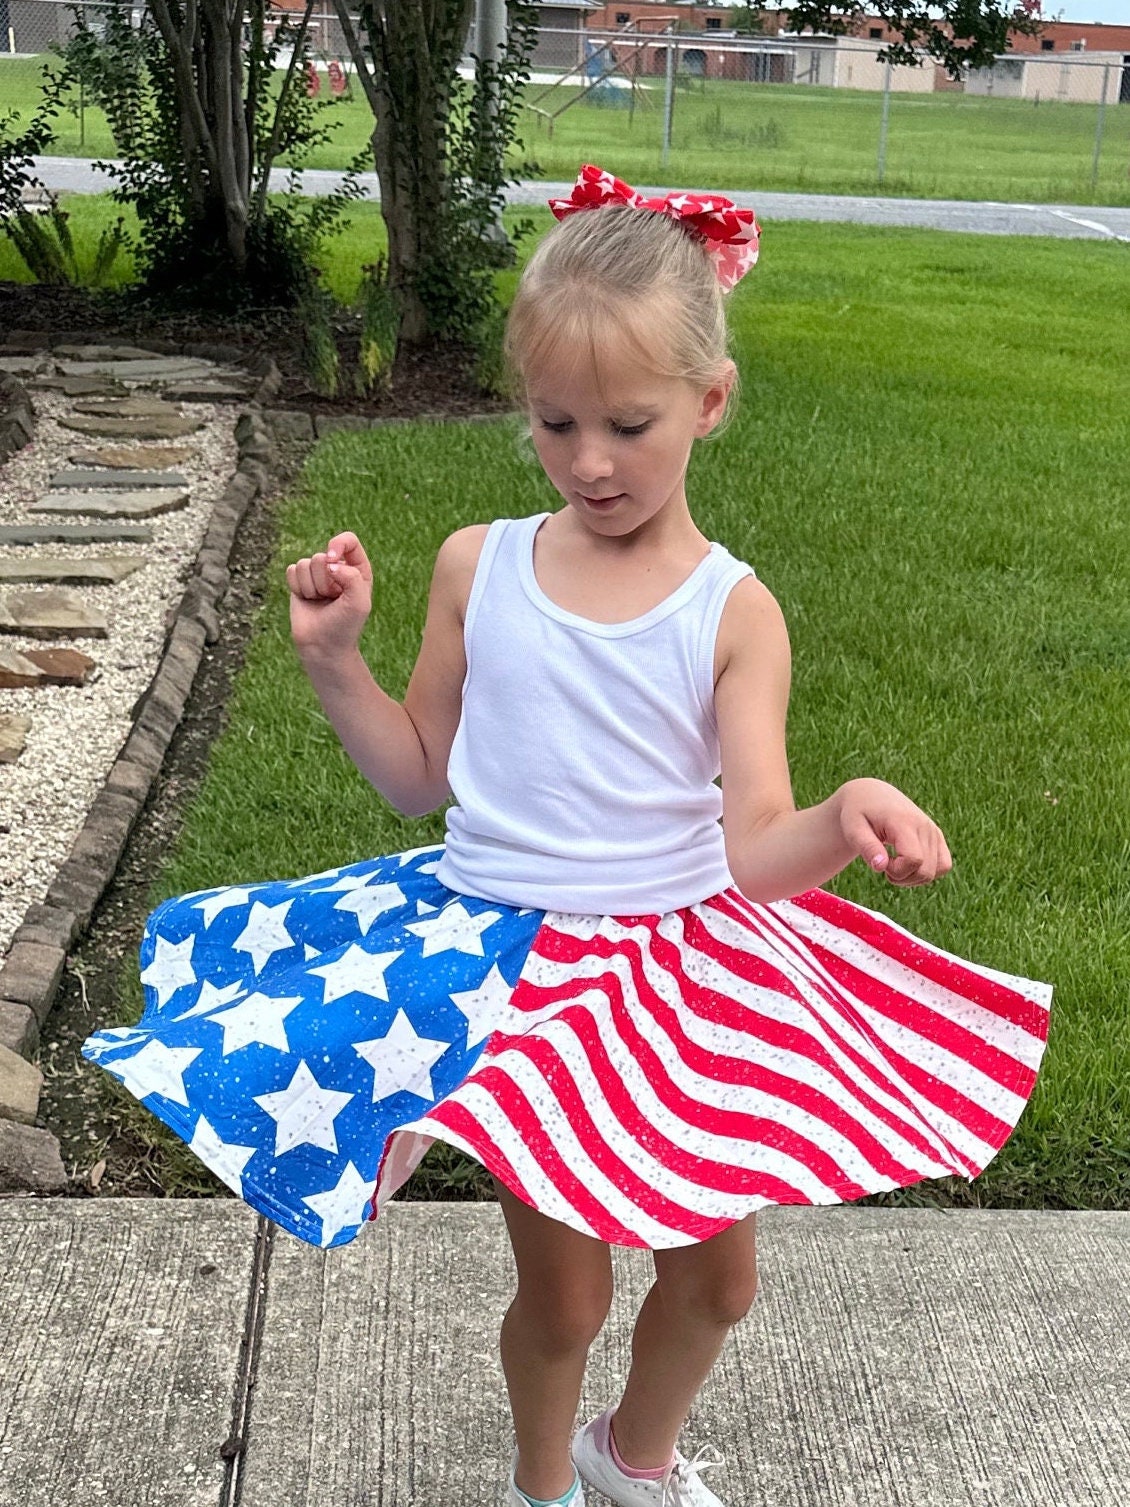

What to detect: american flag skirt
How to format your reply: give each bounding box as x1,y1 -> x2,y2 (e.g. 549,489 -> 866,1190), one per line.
81,845 -> 1052,1250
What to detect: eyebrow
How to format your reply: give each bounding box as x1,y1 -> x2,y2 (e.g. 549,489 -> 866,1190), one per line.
531,403 -> 662,419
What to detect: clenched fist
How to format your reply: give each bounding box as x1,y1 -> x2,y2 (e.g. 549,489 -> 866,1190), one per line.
286,531 -> 374,663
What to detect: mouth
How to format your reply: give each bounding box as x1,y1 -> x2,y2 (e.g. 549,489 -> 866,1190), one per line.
579,493 -> 625,507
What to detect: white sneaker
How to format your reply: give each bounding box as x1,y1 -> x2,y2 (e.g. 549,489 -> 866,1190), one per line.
570,1408 -> 726,1507
507,1447 -> 587,1506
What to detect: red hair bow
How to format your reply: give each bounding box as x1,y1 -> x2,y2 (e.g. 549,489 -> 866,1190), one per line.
547,163 -> 760,293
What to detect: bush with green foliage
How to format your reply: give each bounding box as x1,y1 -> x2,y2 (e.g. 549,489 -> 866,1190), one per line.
57,0 -> 364,308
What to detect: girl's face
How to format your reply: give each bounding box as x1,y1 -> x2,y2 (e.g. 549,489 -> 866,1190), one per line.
525,335 -> 732,538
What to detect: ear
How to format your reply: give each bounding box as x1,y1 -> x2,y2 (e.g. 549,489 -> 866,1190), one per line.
695,360 -> 737,437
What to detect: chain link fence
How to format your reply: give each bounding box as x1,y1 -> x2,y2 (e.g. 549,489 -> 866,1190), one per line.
3,5 -> 1129,202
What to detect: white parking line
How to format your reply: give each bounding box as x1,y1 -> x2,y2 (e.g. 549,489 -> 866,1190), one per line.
1011,203 -> 1130,243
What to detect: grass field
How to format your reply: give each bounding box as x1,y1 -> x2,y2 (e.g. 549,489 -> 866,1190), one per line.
95,216 -> 1130,1210
4,53 -> 1130,205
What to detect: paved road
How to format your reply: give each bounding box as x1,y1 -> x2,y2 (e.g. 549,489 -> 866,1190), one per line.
31,156 -> 1130,242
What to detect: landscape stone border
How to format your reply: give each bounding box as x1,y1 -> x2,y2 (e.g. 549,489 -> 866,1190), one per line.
0,336 -> 281,1195
0,374 -> 36,466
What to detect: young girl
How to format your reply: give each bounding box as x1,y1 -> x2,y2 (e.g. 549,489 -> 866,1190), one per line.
82,165 -> 1052,1507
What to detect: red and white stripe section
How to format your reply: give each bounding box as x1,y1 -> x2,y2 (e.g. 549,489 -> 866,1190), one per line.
375,888 -> 1051,1248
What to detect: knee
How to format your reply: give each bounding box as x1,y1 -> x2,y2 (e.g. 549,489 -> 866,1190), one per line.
659,1262 -> 759,1329
512,1274 -> 614,1354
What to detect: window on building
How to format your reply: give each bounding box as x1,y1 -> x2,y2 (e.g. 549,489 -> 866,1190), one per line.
615,11 -> 631,22
1041,37 -> 1054,49
706,15 -> 722,28
1069,38 -> 1086,50
869,26 -> 883,39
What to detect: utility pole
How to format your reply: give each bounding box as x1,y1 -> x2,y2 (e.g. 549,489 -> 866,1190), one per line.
477,0 -> 507,70
475,0 -> 510,253
876,56 -> 893,186
662,23 -> 677,168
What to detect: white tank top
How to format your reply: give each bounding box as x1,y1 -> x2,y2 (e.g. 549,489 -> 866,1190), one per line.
435,512 -> 755,914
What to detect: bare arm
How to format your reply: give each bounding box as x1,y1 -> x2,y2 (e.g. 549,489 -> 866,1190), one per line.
287,526 -> 487,817
715,578 -> 951,903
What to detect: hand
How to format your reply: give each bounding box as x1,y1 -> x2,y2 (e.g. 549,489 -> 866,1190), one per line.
286,531 -> 374,661
835,778 -> 952,887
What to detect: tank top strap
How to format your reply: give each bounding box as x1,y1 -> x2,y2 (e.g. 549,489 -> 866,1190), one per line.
692,547 -> 757,725
463,513 -> 547,652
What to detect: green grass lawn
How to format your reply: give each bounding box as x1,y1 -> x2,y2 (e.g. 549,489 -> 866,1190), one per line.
96,214 -> 1130,1211
5,53 -> 1130,204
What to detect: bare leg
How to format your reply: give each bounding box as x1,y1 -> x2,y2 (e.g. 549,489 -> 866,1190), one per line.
494,1178 -> 615,1500
610,1214 -> 758,1469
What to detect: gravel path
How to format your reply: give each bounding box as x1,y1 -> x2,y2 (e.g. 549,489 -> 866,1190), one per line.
0,372 -> 238,957
32,156 -> 1130,242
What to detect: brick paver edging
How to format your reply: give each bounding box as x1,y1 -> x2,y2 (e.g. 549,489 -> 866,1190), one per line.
0,339 -> 281,1194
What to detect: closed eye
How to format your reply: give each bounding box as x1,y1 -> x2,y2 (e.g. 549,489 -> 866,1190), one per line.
537,419 -> 651,437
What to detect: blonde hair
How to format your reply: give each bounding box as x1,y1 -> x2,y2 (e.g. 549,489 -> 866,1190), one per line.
505,204 -> 738,416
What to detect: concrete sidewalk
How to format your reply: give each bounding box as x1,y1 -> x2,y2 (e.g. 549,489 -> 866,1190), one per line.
0,1201 -> 1126,1507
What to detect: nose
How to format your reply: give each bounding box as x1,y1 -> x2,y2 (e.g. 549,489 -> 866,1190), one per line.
570,431 -> 614,485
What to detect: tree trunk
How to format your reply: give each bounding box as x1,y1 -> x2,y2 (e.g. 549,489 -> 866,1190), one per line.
149,0 -> 253,273
342,0 -> 473,349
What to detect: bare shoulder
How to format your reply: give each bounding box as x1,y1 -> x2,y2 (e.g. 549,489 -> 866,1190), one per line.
715,574 -> 791,684
432,524 -> 491,620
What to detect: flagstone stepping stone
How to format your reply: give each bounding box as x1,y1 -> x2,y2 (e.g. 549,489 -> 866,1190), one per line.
28,375 -> 127,397
0,645 -> 96,688
28,490 -> 188,519
51,466 -> 188,491
0,357 -> 48,375
71,396 -> 177,419
23,646 -> 97,685
68,443 -> 196,470
0,523 -> 154,545
0,589 -> 108,639
54,344 -> 160,362
0,647 -> 44,689
0,556 -> 147,586
57,358 -> 216,383
164,378 -> 253,402
57,413 -> 202,440
0,714 -> 32,764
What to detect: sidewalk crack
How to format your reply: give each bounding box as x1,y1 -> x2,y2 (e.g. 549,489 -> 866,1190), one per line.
218,1213 -> 275,1507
